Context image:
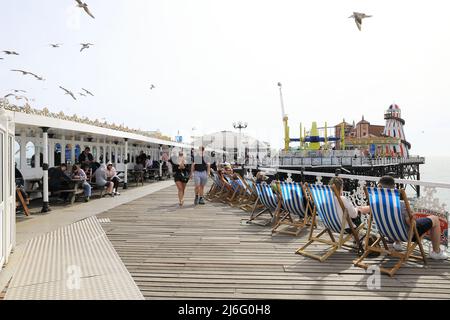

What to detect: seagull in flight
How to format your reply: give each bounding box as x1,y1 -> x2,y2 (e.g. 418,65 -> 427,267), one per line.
78,92 -> 87,97
82,88 -> 94,96
150,84 -> 156,90
349,12 -> 372,31
59,86 -> 77,100
49,43 -> 62,48
80,43 -> 94,52
10,69 -> 45,81
3,50 -> 19,55
12,89 -> 27,93
75,0 -> 95,19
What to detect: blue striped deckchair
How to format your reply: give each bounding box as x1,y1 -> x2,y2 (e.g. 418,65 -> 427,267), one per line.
272,181 -> 312,236
242,176 -> 265,213
206,171 -> 221,200
296,184 -> 363,262
224,175 -> 245,205
354,187 -> 427,277
206,171 -> 226,201
249,182 -> 281,226
232,174 -> 258,211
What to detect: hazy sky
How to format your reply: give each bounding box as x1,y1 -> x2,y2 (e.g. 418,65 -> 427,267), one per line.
1,0 -> 449,156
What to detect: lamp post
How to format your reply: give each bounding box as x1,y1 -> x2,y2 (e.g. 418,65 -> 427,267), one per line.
233,121 -> 247,164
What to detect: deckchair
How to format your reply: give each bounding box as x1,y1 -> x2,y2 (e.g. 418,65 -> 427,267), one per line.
224,175 -> 244,206
272,181 -> 313,236
205,171 -> 222,200
239,176 -> 261,212
296,184 -> 363,262
353,187 -> 427,277
249,182 -> 281,226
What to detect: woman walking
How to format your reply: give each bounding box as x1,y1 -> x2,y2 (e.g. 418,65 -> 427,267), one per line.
169,151 -> 190,206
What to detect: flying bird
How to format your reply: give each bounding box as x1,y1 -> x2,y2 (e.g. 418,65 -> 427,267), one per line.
59,86 -> 77,100
78,92 -> 87,97
80,43 -> 94,52
82,88 -> 94,96
349,12 -> 372,31
150,84 -> 156,90
75,0 -> 95,19
11,69 -> 44,81
3,50 -> 19,55
12,89 -> 27,93
49,43 -> 62,48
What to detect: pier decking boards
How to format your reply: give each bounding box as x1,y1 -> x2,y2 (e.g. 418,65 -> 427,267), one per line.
98,183 -> 450,300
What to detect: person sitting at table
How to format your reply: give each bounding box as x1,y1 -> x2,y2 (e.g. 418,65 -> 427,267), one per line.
134,159 -> 144,171
78,147 -> 94,165
71,164 -> 92,202
371,176 -> 447,260
94,164 -> 114,196
106,161 -> 121,196
145,155 -> 153,169
48,163 -> 73,201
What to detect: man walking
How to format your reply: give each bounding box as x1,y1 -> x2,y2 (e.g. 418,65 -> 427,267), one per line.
191,146 -> 210,205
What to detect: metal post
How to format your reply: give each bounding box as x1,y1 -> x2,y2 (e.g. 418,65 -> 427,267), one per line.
41,127 -> 50,213
123,138 -> 128,189
159,145 -> 163,179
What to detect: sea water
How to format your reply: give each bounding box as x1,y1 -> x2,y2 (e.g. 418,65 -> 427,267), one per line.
420,156 -> 450,208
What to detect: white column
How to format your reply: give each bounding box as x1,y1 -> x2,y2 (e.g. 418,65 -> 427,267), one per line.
71,136 -> 76,163
41,127 -> 50,212
20,131 -> 26,169
61,136 -> 66,164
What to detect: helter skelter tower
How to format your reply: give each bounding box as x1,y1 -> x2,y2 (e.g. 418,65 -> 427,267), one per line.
383,103 -> 410,158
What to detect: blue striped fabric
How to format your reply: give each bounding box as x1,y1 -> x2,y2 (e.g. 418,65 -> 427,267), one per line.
309,184 -> 342,233
244,178 -> 254,195
366,187 -> 409,242
280,182 -> 306,218
255,183 -> 279,211
226,176 -> 241,192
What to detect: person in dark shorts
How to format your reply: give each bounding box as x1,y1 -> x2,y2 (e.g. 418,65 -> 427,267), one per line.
191,146 -> 210,205
169,151 -> 189,206
377,176 -> 447,260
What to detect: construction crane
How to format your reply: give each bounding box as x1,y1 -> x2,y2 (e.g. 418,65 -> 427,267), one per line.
277,82 -> 290,151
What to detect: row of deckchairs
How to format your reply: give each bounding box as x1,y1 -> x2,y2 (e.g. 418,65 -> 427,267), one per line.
206,171 -> 427,277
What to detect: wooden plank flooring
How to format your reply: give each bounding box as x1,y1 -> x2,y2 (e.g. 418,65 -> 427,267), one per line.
99,183 -> 450,300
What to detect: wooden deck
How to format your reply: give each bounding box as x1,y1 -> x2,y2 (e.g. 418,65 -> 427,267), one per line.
98,183 -> 450,300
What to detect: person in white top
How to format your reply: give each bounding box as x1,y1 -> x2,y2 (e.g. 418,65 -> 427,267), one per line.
106,162 -> 121,196
329,177 -> 366,230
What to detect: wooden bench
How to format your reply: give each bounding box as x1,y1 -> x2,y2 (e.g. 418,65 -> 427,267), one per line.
50,182 -> 84,205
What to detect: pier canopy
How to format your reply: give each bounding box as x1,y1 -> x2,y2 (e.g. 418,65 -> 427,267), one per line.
1,100 -> 225,180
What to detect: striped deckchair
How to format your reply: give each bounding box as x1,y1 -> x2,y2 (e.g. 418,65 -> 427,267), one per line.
249,182 -> 281,226
232,174 -> 257,211
354,187 -> 427,277
296,184 -> 363,262
224,175 -> 245,205
272,181 -> 313,236
205,171 -> 222,200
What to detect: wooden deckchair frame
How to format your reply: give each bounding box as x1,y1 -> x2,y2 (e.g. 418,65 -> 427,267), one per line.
272,181 -> 313,236
296,184 -> 363,262
353,188 -> 427,277
248,182 -> 281,226
16,187 -> 30,216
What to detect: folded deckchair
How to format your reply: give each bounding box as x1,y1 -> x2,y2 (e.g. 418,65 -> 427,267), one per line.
353,187 -> 427,277
272,181 -> 313,236
296,184 -> 363,262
